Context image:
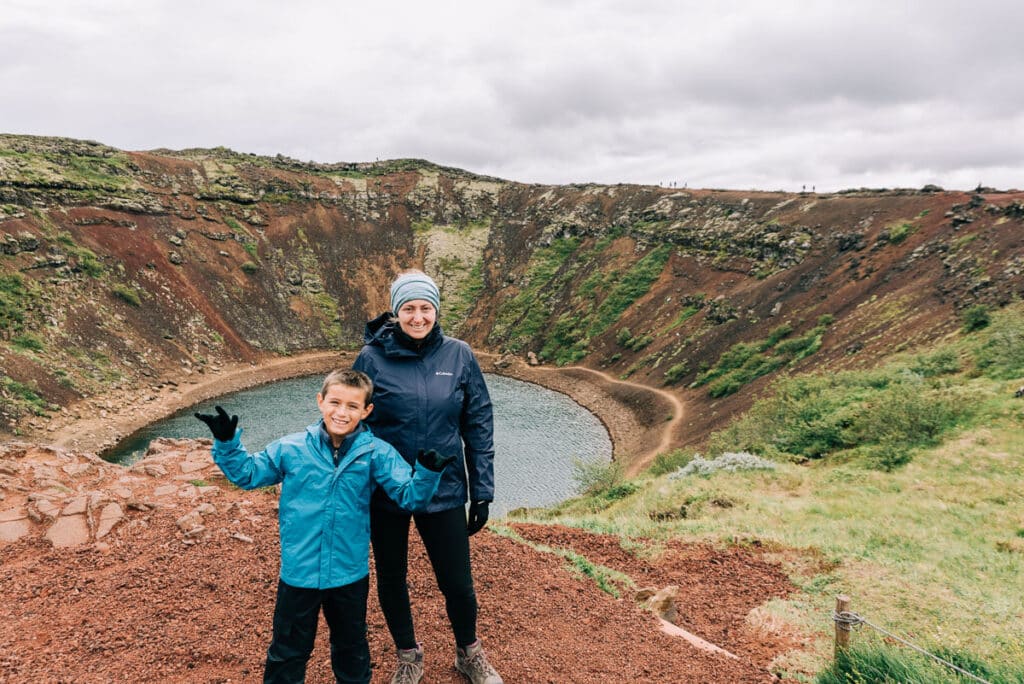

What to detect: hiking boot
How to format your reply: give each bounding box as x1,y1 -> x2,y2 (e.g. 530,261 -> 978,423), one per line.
455,639 -> 503,684
389,644 -> 424,684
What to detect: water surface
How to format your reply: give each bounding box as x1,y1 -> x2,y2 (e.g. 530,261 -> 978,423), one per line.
106,374 -> 611,512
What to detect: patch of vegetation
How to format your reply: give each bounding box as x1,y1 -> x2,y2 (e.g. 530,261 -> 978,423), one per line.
961,303 -> 991,332
489,237 -> 582,352
0,375 -> 49,417
242,241 -> 259,261
11,333 -> 45,352
537,245 -> 672,365
666,304 -> 700,331
817,644 -> 1022,684
708,360 -> 969,470
646,448 -> 695,476
693,320 -> 831,398
0,273 -> 40,334
971,303 -> 1024,379
444,260 -> 485,335
490,525 -> 634,598
572,458 -> 637,501
587,245 -> 672,338
662,362 -> 689,385
223,216 -> 242,231
615,327 -> 653,352
57,232 -> 103,277
887,221 -> 916,244
240,261 -> 260,274
111,283 -> 141,306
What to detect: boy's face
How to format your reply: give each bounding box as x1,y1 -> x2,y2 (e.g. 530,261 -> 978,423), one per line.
317,384 -> 373,441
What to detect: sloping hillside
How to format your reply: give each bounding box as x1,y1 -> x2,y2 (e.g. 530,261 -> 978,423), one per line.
2,134 -> 1023,456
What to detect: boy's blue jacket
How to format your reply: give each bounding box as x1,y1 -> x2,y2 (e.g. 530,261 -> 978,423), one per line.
212,422 -> 441,589
353,314 -> 495,514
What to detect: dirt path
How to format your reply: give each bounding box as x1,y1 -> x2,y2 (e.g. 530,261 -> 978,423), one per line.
528,363 -> 685,473
477,354 -> 683,475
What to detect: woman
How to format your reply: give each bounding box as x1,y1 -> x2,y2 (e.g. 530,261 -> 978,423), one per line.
353,270 -> 503,684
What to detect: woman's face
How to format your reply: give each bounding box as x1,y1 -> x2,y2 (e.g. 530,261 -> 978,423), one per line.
396,299 -> 436,339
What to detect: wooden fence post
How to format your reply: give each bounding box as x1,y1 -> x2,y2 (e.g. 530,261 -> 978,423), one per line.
834,594 -> 851,657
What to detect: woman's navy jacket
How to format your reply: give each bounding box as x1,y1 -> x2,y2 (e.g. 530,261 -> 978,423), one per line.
353,314 -> 495,514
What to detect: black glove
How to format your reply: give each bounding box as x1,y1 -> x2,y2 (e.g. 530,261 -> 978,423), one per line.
194,405 -> 238,442
467,500 -> 489,536
416,448 -> 455,473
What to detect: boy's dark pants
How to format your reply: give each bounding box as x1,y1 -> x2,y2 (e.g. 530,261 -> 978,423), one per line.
264,576 -> 370,684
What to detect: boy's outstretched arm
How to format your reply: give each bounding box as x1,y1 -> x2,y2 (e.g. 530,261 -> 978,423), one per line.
196,406 -> 284,489
373,446 -> 447,512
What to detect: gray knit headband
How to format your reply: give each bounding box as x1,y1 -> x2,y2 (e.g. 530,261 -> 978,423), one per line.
390,272 -> 441,315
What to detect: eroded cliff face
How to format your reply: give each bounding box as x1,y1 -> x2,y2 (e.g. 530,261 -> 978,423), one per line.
2,134 -> 1022,441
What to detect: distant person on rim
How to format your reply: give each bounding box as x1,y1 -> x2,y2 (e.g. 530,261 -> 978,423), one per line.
353,270 -> 503,684
195,369 -> 452,684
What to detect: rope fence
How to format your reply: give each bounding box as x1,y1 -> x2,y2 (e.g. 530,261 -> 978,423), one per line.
831,595 -> 992,684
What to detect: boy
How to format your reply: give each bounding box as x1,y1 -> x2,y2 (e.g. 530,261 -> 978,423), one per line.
196,369 -> 452,684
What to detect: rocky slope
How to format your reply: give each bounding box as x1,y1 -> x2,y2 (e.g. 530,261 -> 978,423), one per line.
2,134 -> 1023,456
0,439 -> 797,682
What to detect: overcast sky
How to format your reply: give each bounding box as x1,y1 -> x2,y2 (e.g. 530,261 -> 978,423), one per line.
2,1 -> 1022,191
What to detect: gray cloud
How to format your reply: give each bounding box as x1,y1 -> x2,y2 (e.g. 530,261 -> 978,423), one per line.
1,0 -> 1021,191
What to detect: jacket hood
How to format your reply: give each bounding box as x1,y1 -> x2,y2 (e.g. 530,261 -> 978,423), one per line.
362,311 -> 394,346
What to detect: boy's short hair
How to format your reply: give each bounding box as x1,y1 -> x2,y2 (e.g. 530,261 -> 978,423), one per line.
320,369 -> 374,405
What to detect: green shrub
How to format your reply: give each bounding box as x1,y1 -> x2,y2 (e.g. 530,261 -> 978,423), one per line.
961,304 -> 991,332
663,362 -> 689,385
910,349 -> 961,377
12,333 -> 45,352
708,367 -> 969,468
616,327 -> 633,346
572,458 -> 634,500
111,283 -> 141,306
888,222 -> 915,244
647,448 -> 694,475
223,216 -> 242,231
972,305 -> 1024,379
240,261 -> 260,274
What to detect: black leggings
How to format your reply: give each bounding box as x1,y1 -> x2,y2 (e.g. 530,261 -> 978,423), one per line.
370,505 -> 477,650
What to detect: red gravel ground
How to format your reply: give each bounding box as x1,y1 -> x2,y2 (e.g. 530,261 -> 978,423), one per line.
0,490 -> 802,683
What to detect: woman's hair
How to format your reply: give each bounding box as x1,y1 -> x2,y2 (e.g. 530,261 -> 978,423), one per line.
320,369 -> 374,404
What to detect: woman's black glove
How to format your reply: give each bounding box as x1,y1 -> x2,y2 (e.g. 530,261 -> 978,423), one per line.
467,501 -> 489,535
416,449 -> 455,473
194,405 -> 238,442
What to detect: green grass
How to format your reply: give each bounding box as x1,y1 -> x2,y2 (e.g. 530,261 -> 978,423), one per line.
56,232 -> 104,277
489,237 -> 582,352
693,320 -> 831,397
0,376 -> 50,417
11,333 -> 45,352
490,525 -> 634,598
887,221 -> 916,244
818,643 -> 1024,684
0,273 -> 40,333
111,283 -> 141,306
516,308 -> 1024,676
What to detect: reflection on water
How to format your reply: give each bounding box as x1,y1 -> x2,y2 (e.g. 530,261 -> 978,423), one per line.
105,374 -> 611,512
